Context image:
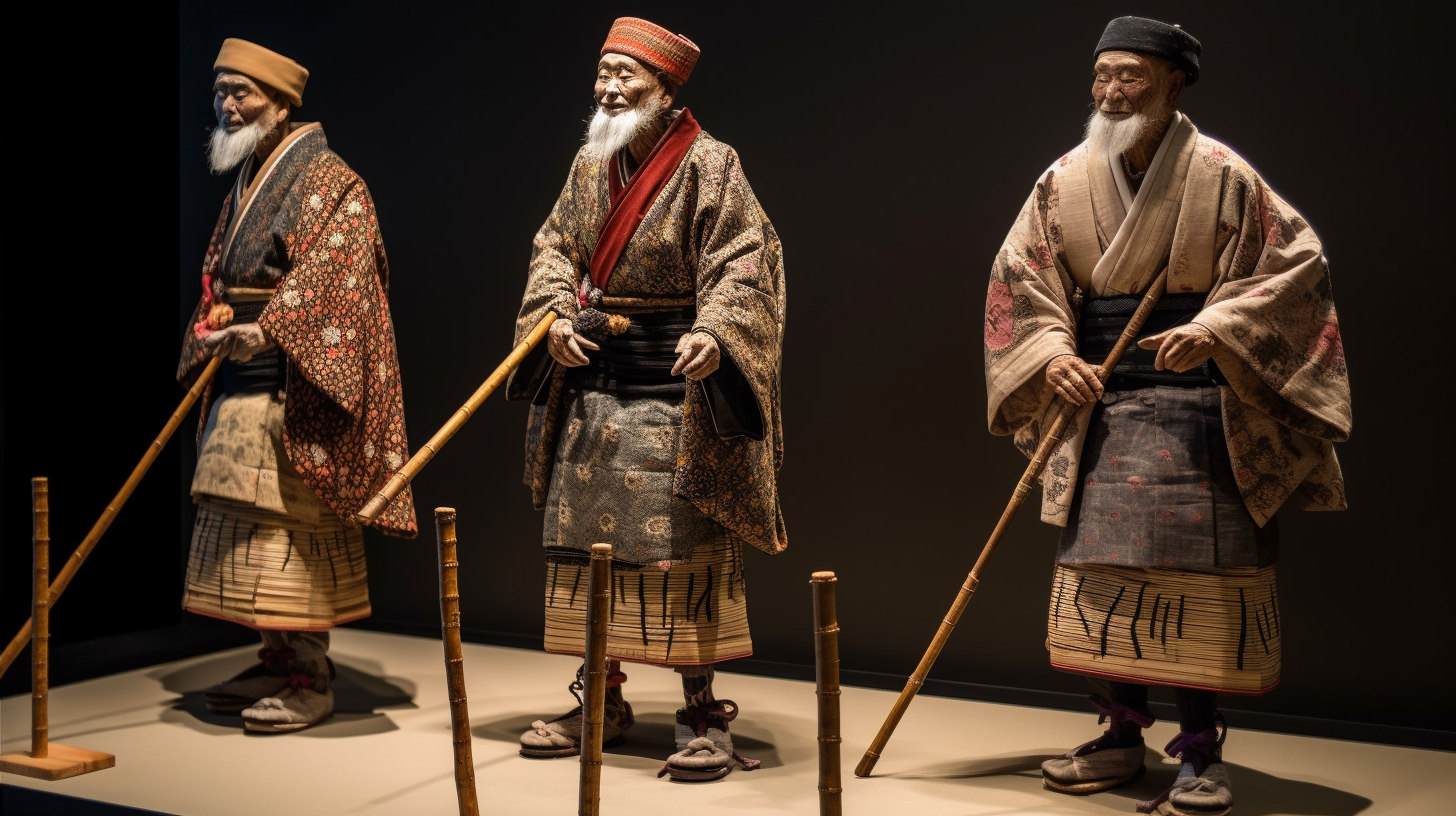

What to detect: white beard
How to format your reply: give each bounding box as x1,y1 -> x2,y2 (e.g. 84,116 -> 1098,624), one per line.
207,115 -> 275,175
1084,109 -> 1151,158
583,95 -> 665,160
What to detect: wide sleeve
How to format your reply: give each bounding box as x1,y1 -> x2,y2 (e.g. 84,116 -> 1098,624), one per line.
506,151 -> 598,401
686,145 -> 786,441
983,167 -> 1084,444
1194,164 -> 1351,444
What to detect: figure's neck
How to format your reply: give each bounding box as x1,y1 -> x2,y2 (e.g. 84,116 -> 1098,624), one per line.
627,110 -> 676,165
1122,111 -> 1174,178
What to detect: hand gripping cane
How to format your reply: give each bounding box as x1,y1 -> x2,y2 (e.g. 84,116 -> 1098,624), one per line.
854,270 -> 1169,777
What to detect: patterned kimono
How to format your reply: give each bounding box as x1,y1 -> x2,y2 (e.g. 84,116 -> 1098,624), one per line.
177,123 -> 417,630
507,109 -> 786,665
984,112 -> 1350,693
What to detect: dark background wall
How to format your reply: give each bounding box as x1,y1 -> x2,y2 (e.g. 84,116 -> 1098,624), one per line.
4,3 -> 1449,748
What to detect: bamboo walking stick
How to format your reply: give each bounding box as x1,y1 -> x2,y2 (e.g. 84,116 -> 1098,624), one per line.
812,571 -> 843,816
435,508 -> 480,816
0,356 -> 223,680
357,311 -> 558,525
0,478 -> 115,779
579,543 -> 613,816
31,478 -> 51,760
854,270 -> 1169,778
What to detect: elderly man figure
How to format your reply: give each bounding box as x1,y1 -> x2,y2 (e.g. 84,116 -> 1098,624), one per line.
177,38 -> 418,733
506,16 -> 787,781
982,17 -> 1350,816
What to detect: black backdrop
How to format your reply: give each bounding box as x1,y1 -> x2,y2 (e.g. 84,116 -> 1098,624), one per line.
3,3 -> 1449,746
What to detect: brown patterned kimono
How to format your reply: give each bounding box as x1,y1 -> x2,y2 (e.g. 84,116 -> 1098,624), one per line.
177,124 -> 417,630
984,113 -> 1350,693
507,109 -> 786,665
178,123 -> 417,538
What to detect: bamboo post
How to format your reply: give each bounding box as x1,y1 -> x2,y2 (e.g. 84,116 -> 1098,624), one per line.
812,571 -> 843,816
0,356 -> 223,680
357,311 -> 557,525
578,543 -> 612,816
855,271 -> 1169,778
435,508 -> 479,816
0,478 -> 116,780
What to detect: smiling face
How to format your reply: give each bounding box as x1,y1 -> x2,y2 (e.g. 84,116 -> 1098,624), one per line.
594,53 -> 670,117
1091,50 -> 1181,121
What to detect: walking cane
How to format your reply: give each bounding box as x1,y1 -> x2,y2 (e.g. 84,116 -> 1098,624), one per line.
0,356 -> 223,680
855,270 -> 1169,777
435,508 -> 479,816
0,478 -> 116,779
356,311 -> 557,525
811,571 -> 843,816
579,543 -> 613,816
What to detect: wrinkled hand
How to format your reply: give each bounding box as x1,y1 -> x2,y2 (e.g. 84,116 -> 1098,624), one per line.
1046,354 -> 1105,405
547,319 -> 599,367
671,332 -> 720,380
204,323 -> 274,362
1138,322 -> 1216,373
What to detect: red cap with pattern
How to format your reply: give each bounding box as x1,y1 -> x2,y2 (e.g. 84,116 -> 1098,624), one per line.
601,17 -> 700,86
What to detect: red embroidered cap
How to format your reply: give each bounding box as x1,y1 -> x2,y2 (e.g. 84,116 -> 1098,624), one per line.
601,17 -> 700,87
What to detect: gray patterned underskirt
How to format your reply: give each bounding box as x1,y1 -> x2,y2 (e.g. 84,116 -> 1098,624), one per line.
543,385 -> 727,565
1056,385 -> 1277,569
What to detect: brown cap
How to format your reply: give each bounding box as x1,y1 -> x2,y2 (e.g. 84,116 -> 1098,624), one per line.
601,17 -> 699,87
214,38 -> 309,107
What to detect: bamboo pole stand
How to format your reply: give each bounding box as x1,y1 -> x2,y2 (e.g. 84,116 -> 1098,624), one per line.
855,271 -> 1170,777
356,311 -> 557,525
0,356 -> 222,680
435,508 -> 480,816
811,571 -> 843,816
0,478 -> 116,780
578,543 -> 612,816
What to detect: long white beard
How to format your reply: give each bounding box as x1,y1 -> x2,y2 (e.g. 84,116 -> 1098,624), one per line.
1084,109 -> 1151,158
207,115 -> 275,175
583,96 -> 664,160
1084,90 -> 1173,159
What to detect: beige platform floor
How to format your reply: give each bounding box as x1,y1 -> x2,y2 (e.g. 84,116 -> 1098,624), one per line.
2,627 -> 1452,815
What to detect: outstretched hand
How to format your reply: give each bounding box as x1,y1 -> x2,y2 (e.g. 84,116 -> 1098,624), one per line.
672,331 -> 720,380
204,323 -> 275,362
1046,354 -> 1105,405
546,319 -> 600,367
1138,323 -> 1217,372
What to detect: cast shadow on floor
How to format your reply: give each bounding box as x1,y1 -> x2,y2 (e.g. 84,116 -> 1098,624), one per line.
152,651 -> 417,738
468,709 -> 782,768
871,748 -> 1373,816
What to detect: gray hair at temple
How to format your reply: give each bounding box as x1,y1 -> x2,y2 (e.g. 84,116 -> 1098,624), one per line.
1095,16 -> 1202,86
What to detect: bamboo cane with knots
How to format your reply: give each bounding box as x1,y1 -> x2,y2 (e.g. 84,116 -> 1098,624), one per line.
579,543 -> 613,816
812,571 -> 843,816
435,508 -> 480,816
356,311 -> 557,525
0,356 -> 223,680
854,269 -> 1170,778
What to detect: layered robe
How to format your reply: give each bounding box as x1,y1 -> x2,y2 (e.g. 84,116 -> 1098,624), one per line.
508,109 -> 787,558
985,111 -> 1350,528
177,123 -> 417,538
983,112 -> 1351,692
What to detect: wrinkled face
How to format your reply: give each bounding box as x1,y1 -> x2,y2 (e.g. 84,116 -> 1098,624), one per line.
1090,51 -> 1176,120
212,72 -> 283,132
594,53 -> 666,116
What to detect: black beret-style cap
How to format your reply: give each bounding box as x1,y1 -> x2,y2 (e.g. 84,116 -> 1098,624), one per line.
1095,16 -> 1201,85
